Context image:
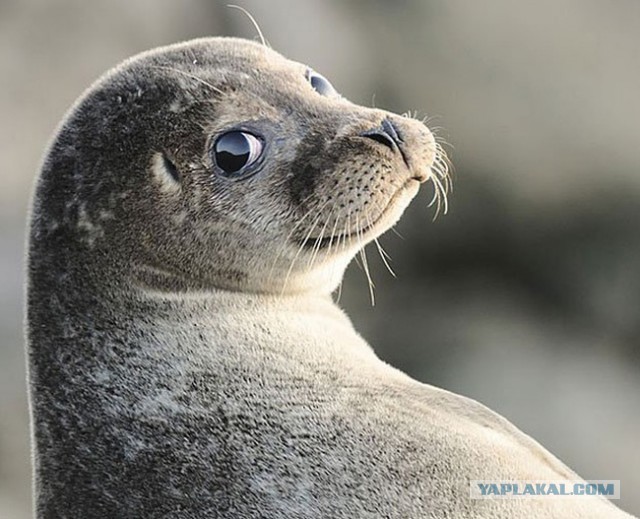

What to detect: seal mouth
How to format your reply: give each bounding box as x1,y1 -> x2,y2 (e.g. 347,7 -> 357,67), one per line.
296,178 -> 420,250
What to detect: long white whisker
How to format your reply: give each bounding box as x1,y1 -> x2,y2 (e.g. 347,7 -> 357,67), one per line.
333,212 -> 349,303
227,5 -> 268,47
390,227 -> 405,240
358,224 -> 375,305
345,213 -> 353,251
280,207 -> 327,295
335,278 -> 344,303
307,211 -> 332,268
374,237 -> 396,278
431,174 -> 449,217
324,207 -> 341,260
427,180 -> 440,209
435,142 -> 454,194
266,191 -> 326,285
318,205 -> 343,294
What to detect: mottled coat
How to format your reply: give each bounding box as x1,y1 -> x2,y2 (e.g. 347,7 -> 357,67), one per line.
27,38 -> 632,518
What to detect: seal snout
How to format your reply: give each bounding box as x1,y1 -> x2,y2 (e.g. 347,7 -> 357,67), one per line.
359,116 -> 434,184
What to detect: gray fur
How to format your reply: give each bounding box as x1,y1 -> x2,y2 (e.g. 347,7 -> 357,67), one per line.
26,38 -> 632,518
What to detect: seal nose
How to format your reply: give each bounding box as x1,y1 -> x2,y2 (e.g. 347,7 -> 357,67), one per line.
361,117 -> 404,153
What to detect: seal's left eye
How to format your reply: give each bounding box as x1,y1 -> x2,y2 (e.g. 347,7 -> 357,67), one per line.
307,69 -> 336,97
213,131 -> 263,176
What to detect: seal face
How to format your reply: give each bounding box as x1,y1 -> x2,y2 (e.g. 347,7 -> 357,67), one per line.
29,37 -> 444,297
27,38 -> 629,519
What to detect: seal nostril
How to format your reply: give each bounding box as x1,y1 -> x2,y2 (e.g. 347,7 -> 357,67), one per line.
381,117 -> 403,145
360,117 -> 410,167
363,131 -> 395,150
361,117 -> 403,152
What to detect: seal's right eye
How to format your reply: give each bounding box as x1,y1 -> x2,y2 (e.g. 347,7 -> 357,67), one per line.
213,131 -> 263,176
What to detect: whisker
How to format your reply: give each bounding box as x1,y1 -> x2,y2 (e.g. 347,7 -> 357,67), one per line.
390,227 -> 405,240
307,211 -> 332,268
335,278 -> 344,303
358,231 -> 376,306
346,213 -> 355,251
431,174 -> 449,218
266,192 -> 324,284
427,179 -> 440,210
227,5 -> 269,47
280,205 -> 328,294
374,237 -> 396,278
324,207 -> 341,260
428,175 -> 442,217
434,141 -> 454,193
322,202 -> 344,290
406,111 -> 454,203
361,205 -> 394,281
333,213 -> 350,303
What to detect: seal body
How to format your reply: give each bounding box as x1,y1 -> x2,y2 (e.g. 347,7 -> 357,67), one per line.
26,38 -> 631,518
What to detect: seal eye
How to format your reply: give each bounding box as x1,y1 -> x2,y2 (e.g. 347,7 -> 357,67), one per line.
213,131 -> 263,175
307,69 -> 336,97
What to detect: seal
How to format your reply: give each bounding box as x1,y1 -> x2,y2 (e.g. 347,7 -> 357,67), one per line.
27,37 -> 632,518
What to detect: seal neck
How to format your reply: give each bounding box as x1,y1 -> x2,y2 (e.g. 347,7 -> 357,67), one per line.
128,250 -> 354,297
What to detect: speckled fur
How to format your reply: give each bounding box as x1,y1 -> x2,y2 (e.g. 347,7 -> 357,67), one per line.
26,38 -> 631,518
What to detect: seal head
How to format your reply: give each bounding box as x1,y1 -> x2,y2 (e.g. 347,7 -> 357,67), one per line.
30,37 -> 442,296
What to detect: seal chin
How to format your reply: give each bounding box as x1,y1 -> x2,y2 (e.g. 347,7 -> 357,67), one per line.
355,177 -> 421,242
300,177 -> 421,251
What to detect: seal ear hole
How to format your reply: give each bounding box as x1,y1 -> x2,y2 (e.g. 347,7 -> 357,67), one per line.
161,154 -> 181,183
151,152 -> 181,192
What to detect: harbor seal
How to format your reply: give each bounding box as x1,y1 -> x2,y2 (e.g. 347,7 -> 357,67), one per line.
26,37 -> 632,518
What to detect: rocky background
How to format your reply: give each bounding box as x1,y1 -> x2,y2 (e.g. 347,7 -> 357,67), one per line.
1,0 -> 638,516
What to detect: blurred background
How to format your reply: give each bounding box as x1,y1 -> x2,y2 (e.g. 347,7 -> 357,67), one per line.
1,0 -> 639,516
